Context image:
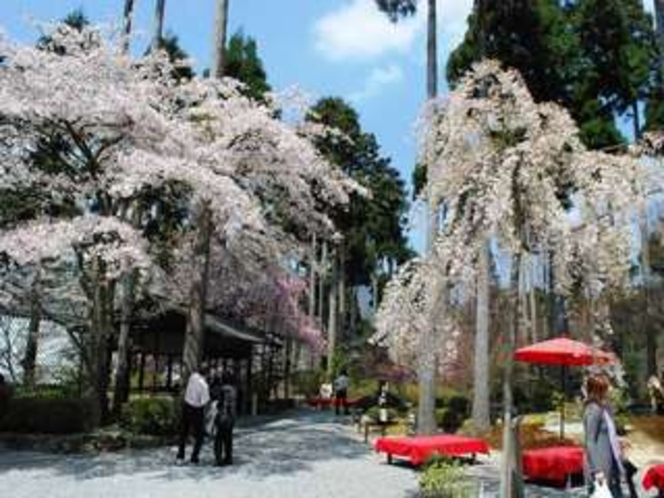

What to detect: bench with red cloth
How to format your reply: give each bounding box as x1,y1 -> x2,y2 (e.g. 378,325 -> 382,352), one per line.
643,464 -> 664,496
374,435 -> 490,466
522,446 -> 584,486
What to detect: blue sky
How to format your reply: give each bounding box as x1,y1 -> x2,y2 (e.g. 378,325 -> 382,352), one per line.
0,0 -> 475,253
0,1 -> 659,328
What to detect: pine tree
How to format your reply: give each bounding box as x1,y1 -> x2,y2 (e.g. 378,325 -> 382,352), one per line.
224,31 -> 271,101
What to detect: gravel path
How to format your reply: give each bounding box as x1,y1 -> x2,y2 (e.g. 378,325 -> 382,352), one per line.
0,410 -> 655,497
0,411 -> 418,498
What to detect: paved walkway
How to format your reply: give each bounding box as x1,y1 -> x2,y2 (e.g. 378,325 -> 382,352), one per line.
0,411 -> 418,498
0,411 -> 654,497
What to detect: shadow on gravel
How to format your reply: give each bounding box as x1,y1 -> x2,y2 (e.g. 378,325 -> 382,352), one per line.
0,410 -> 370,483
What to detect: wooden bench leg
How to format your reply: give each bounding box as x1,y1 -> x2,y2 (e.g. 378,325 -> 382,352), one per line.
387,454 -> 393,465
364,424 -> 369,443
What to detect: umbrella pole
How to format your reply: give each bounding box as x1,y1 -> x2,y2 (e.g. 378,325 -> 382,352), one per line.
560,365 -> 566,440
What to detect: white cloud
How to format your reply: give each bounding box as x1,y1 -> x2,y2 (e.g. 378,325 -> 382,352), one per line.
313,0 -> 422,61
313,0 -> 473,63
349,64 -> 404,102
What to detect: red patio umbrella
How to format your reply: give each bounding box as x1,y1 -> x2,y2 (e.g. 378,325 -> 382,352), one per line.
514,337 -> 614,367
514,336 -> 614,438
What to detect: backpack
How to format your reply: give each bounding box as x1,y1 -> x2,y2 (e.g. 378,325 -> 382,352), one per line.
215,386 -> 235,427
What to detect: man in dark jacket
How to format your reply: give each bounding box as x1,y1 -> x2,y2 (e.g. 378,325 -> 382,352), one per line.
213,370 -> 236,466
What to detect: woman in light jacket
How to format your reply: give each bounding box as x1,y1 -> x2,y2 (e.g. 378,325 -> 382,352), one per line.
584,373 -> 624,497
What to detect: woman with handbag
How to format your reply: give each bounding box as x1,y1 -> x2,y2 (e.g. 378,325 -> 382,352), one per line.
584,373 -> 626,497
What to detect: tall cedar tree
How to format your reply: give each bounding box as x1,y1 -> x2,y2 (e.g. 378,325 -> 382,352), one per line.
306,98 -> 412,288
224,31 -> 271,102
449,0 -> 660,149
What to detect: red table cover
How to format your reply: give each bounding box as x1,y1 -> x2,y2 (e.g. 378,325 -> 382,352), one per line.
306,397 -> 360,408
374,435 -> 490,466
522,446 -> 584,485
643,464 -> 664,491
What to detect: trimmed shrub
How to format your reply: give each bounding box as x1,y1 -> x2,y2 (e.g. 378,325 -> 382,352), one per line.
0,397 -> 93,434
121,396 -> 178,436
420,455 -> 477,497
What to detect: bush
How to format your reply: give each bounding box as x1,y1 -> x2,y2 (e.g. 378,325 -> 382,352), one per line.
420,455 -> 476,497
365,406 -> 399,423
291,370 -> 325,398
0,397 -> 93,434
121,396 -> 178,436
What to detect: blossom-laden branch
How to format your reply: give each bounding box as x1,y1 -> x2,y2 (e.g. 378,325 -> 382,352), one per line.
0,23 -> 360,349
376,60 -> 646,370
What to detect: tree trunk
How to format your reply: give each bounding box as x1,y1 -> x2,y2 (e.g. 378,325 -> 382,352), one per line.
426,0 -> 438,99
528,261 -> 538,343
640,213 -> 658,377
423,0 -> 439,427
307,234 -> 317,369
112,269 -> 136,417
283,336 -> 292,399
418,276 -> 447,435
182,204 -> 213,384
121,0 -> 136,54
309,234 -> 317,321
212,0 -> 230,78
112,205 -> 141,416
327,249 -> 338,378
349,286 -> 358,337
371,271 -> 379,314
500,250 -> 522,498
85,257 -> 114,427
632,100 -> 641,141
655,0 -> 664,75
22,277 -> 41,389
151,0 -> 166,51
472,239 -> 491,433
319,240 -> 328,323
338,243 -> 346,343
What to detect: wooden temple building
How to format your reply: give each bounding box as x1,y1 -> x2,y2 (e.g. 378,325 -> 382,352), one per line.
129,309 -> 283,415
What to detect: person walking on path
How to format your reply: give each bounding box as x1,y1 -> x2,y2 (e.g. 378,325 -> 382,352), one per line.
212,370 -> 237,466
584,373 -> 626,497
333,369 -> 349,416
176,366 -> 210,465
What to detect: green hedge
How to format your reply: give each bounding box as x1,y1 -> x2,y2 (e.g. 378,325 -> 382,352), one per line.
121,397 -> 179,436
0,397 -> 94,434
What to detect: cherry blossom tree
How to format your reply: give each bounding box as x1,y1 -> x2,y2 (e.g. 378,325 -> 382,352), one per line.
376,60 -> 645,494
0,23 -> 357,423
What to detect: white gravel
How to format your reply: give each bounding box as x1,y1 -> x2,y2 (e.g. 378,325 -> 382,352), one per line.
0,411 -> 419,498
0,411 -> 651,497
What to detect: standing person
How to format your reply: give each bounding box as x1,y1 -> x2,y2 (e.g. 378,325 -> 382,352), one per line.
213,370 -> 236,466
176,366 -> 210,465
647,374 -> 664,415
584,373 -> 625,497
333,369 -> 349,415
